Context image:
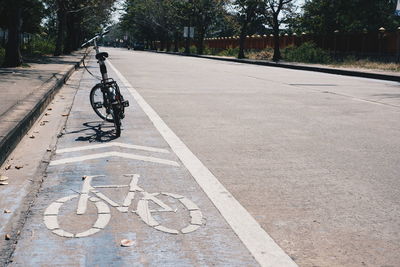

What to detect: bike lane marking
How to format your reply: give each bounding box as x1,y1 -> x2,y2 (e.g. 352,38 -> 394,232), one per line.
56,142 -> 170,154
108,61 -> 298,267
49,151 -> 180,166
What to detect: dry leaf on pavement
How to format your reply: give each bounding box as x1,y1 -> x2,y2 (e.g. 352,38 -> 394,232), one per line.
29,135 -> 35,139
5,164 -> 11,170
15,165 -> 23,169
0,181 -> 9,185
4,209 -> 11,213
5,234 -> 11,240
120,239 -> 135,247
0,175 -> 8,181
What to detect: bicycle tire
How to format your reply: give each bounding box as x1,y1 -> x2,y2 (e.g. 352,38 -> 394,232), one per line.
43,194 -> 111,238
137,192 -> 202,234
90,84 -> 114,122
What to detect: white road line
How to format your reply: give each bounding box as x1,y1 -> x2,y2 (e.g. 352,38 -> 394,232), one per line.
56,142 -> 170,154
108,60 -> 298,267
49,151 -> 180,167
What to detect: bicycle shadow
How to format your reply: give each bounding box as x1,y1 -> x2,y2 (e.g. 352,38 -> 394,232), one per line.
65,121 -> 118,143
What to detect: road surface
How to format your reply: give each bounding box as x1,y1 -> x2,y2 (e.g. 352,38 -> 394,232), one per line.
1,49 -> 399,266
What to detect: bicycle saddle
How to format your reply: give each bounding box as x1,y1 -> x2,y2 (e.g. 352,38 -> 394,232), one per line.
95,52 -> 109,60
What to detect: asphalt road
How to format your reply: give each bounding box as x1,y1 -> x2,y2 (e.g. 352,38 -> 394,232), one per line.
106,49 -> 400,267
2,48 -> 400,267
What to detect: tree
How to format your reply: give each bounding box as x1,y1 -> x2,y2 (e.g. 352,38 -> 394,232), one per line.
233,0 -> 264,58
300,0 -> 400,34
0,0 -> 45,67
191,0 -> 225,54
264,0 -> 295,61
51,0 -> 116,55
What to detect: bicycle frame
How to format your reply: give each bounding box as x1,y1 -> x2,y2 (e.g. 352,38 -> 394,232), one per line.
76,174 -> 174,215
44,173 -> 202,237
93,39 -> 108,81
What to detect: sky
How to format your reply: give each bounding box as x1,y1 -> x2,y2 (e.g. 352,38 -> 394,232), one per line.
111,0 -> 307,24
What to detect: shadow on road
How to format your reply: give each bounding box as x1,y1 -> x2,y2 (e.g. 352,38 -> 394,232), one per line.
64,121 -> 117,142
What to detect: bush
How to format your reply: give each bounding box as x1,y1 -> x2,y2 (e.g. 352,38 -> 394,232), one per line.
217,46 -> 239,57
203,46 -> 219,55
247,48 -> 274,60
284,42 -> 332,64
24,34 -> 55,56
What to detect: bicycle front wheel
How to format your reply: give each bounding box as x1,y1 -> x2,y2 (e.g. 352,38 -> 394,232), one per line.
90,84 -> 114,122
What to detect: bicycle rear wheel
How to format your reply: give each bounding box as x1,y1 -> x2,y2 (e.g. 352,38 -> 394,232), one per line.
90,84 -> 114,122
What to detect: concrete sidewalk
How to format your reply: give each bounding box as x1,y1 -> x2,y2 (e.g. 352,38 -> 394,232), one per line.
0,49 -> 88,165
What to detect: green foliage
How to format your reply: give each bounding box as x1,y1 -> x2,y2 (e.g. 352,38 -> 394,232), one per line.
283,42 -> 332,64
217,46 -> 239,57
23,35 -> 55,55
0,0 -> 45,34
202,46 -> 219,55
300,0 -> 400,34
189,45 -> 197,54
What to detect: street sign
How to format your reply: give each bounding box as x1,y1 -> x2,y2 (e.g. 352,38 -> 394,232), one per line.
183,27 -> 195,38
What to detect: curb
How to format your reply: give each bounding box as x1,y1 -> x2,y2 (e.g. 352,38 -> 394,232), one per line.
0,51 -> 89,166
153,51 -> 400,83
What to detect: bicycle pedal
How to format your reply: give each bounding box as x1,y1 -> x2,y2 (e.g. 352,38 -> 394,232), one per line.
94,102 -> 103,108
122,100 -> 130,107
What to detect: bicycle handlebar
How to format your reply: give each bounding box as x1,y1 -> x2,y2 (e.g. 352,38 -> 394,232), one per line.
81,29 -> 110,48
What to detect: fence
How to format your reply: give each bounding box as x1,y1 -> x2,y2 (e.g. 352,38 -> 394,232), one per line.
204,30 -> 400,60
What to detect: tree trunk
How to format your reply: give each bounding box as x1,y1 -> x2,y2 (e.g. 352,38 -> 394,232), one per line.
272,15 -> 281,62
196,29 -> 205,55
54,0 -> 66,56
174,33 -> 179,52
64,13 -> 75,54
3,2 -> 23,67
238,24 -> 247,59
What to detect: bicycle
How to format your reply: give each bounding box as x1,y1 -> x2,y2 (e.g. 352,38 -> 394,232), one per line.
81,30 -> 129,137
43,174 -> 203,238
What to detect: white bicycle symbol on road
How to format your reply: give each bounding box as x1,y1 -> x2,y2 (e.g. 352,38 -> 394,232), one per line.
44,174 -> 203,238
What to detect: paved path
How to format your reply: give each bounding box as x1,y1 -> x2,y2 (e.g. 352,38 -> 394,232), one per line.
0,51 -> 86,117
6,54 -> 289,266
0,48 -> 399,266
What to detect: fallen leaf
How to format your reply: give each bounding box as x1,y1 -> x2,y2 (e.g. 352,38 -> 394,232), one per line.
45,113 -> 50,116
5,165 -> 11,170
4,209 -> 11,213
46,149 -> 52,152
47,108 -> 53,111
61,114 -> 69,117
82,176 -> 87,180
120,239 -> 134,247
5,234 -> 10,240
0,181 -> 9,185
15,165 -> 23,170
0,175 -> 8,181
29,135 -> 35,139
